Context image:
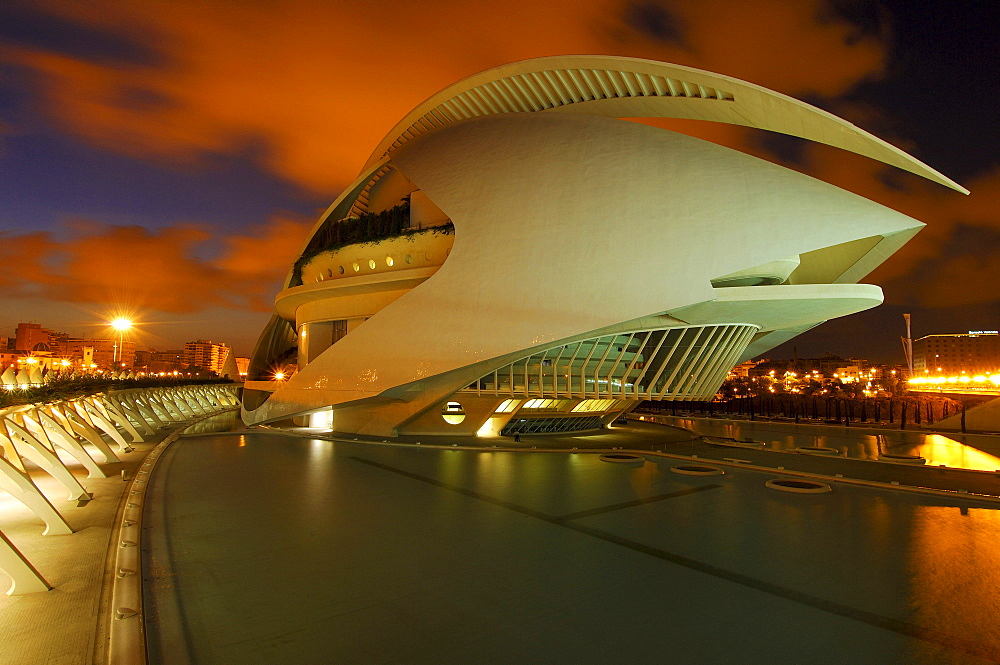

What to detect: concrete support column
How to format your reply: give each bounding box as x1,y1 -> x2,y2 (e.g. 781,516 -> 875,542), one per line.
94,399 -> 146,443
0,455 -> 73,536
0,530 -> 51,595
1,421 -> 90,502
80,404 -> 133,454
58,407 -> 120,464
129,394 -> 165,429
23,413 -> 105,480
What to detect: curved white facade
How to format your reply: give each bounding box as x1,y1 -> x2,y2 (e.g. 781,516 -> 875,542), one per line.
243,56 -> 963,437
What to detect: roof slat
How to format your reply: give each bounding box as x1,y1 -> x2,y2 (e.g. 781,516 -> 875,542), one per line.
483,81 -> 516,112
471,87 -> 503,114
613,70 -> 638,97
599,69 -> 626,97
634,72 -> 653,97
499,76 -> 535,111
511,74 -> 546,111
442,99 -> 471,119
588,69 -> 615,98
530,71 -> 562,107
456,91 -> 487,116
554,69 -> 586,102
521,73 -> 556,108
573,68 -> 603,99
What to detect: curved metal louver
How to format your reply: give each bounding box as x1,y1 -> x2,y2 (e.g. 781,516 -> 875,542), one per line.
385,67 -> 734,155
462,323 -> 759,402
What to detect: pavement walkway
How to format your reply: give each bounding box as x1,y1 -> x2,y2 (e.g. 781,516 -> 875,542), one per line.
0,424 -> 203,665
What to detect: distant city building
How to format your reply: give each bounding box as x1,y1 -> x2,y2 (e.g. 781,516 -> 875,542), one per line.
729,359 -> 764,378
134,349 -> 154,368
236,357 -> 250,378
184,340 -> 231,375
913,331 -> 1000,374
62,338 -> 136,369
9,322 -> 137,369
13,322 -> 69,354
0,349 -> 26,370
133,349 -> 186,374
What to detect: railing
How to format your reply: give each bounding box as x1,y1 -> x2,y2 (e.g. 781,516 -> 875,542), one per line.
460,324 -> 759,402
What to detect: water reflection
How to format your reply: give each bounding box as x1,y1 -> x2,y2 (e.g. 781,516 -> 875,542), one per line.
907,505 -> 1000,662
659,416 -> 1000,470
180,410 -> 239,435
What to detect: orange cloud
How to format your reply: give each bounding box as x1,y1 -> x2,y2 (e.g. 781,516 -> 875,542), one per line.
10,0 -> 993,313
1,215 -> 313,313
3,0 -> 889,194
0,231 -> 56,292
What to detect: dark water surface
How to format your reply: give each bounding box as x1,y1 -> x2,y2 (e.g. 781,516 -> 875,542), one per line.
144,432 -> 1000,665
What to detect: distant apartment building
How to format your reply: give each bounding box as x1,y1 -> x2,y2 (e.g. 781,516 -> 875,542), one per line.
14,322 -> 69,354
9,322 -> 135,369
913,331 -> 1000,374
134,349 -> 187,373
184,340 -> 231,375
1,349 -> 25,370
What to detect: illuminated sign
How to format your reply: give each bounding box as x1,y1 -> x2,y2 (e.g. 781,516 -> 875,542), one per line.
968,330 -> 999,335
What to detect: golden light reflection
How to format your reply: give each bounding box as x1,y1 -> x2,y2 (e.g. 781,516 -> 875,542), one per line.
909,374 -> 1000,392
916,434 -> 1000,471
907,505 -> 1000,662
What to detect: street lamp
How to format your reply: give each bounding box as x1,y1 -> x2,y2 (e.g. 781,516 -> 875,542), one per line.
110,318 -> 132,369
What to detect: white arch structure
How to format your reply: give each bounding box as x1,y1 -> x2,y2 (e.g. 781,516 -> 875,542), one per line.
243,55 -> 966,438
0,383 -> 238,595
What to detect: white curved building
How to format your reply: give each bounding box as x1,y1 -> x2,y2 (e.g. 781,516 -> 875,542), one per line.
242,56 -> 965,437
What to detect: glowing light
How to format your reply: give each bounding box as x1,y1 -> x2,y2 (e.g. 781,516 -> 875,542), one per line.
274,372 -> 286,380
111,318 -> 133,331
441,401 -> 466,425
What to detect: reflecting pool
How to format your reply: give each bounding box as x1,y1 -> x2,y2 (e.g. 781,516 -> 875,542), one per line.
652,416 -> 1000,471
144,432 -> 1000,664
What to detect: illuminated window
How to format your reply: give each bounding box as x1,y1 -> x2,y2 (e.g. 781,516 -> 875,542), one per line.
352,262 -> 360,272
386,256 -> 394,267
495,399 -> 520,413
572,399 -> 620,413
368,259 -> 376,270
441,401 -> 466,425
522,399 -> 571,411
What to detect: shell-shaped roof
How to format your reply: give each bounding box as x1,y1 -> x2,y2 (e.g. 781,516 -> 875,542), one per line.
363,55 -> 967,194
